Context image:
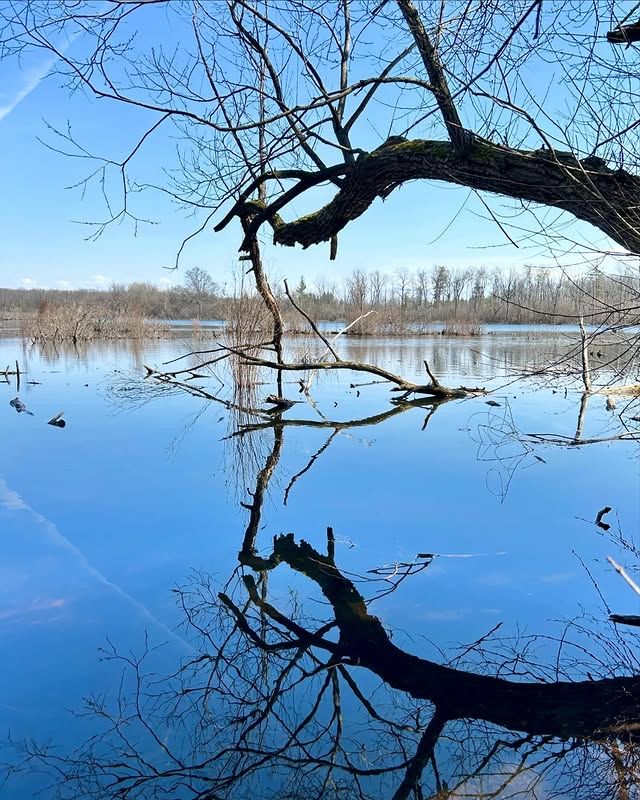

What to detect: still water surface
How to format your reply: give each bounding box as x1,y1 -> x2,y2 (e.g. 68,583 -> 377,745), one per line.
0,330 -> 638,797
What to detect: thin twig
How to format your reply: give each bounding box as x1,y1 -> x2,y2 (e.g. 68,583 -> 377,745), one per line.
284,279 -> 340,360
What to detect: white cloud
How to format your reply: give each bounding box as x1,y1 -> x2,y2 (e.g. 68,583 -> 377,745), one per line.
158,277 -> 172,286
56,280 -> 73,289
89,274 -> 111,287
20,277 -> 37,288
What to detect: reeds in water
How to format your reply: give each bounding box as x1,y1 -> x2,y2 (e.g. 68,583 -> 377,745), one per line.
20,300 -> 166,342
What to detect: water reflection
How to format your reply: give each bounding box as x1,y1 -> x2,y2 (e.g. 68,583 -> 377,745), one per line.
8,326 -> 637,389
20,337 -> 147,371
0,334 -> 638,799
4,380 -> 640,798
336,330 -> 639,387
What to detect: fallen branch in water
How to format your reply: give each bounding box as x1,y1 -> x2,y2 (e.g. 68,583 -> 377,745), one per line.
525,431 -> 640,446
593,383 -> 640,397
149,340 -> 273,379
225,347 -> 485,400
391,360 -> 486,401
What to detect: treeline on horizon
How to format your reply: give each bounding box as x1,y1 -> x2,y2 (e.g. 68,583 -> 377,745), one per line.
1,264 -> 638,329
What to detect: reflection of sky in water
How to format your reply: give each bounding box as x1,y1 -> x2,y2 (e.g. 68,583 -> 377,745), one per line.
0,334 -> 638,790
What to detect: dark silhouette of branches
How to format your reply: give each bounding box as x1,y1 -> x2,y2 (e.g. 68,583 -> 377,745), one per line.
5,394 -> 640,800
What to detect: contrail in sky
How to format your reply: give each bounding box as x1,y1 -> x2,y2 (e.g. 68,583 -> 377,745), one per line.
0,54 -> 60,122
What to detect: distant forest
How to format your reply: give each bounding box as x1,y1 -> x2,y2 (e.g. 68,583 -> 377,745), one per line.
1,264 -> 638,330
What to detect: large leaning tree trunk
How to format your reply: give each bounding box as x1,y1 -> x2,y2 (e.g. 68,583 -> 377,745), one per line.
230,137 -> 640,256
307,142 -> 640,253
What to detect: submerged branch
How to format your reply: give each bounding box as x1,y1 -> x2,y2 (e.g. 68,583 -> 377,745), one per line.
231,396 -> 453,437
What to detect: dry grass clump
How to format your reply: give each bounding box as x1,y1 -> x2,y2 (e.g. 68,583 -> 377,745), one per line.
223,284 -> 271,406
20,300 -> 166,342
340,310 -> 484,337
439,319 -> 484,337
221,283 -> 274,496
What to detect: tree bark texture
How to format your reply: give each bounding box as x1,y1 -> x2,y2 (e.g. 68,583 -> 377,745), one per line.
270,139 -> 640,255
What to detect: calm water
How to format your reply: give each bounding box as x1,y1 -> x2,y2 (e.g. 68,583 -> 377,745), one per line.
0,331 -> 638,798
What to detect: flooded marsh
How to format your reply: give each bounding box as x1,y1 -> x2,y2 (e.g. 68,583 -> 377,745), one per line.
0,328 -> 639,799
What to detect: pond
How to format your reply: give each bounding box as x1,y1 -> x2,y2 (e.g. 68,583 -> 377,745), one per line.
0,329 -> 638,798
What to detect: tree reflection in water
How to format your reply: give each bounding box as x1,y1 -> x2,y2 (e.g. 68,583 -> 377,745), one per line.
6,400 -> 640,800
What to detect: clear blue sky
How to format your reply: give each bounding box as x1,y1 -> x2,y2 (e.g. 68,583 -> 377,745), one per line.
0,8 -> 625,292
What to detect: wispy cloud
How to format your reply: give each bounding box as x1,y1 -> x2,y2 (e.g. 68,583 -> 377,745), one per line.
20,277 -> 37,288
0,484 -> 26,511
0,54 -> 59,123
0,597 -> 66,624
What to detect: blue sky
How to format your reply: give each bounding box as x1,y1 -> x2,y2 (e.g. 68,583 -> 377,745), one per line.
0,9 -> 627,292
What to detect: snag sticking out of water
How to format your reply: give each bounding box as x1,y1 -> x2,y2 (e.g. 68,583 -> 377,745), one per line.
9,396 -> 34,416
263,394 -> 298,412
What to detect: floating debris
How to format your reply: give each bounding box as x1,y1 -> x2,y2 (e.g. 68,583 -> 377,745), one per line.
264,394 -> 298,411
9,397 -> 34,415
